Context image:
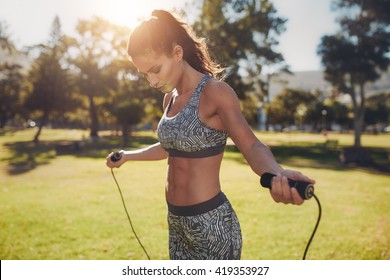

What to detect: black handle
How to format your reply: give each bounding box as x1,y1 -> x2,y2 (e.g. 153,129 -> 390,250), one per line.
260,172 -> 314,200
110,152 -> 122,162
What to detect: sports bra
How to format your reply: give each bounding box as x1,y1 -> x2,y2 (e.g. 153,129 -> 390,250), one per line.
157,75 -> 228,158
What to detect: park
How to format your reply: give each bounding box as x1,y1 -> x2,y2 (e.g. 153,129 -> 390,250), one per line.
1,0 -> 389,262
1,128 -> 389,259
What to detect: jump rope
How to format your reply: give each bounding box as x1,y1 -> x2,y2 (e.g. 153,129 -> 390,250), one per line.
110,167 -> 151,260
110,152 -> 322,260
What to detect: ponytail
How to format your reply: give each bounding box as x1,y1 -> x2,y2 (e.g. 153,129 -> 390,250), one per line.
127,10 -> 224,79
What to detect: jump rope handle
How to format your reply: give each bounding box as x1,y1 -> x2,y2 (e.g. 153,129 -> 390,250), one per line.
260,172 -> 314,200
260,172 -> 321,260
110,152 -> 122,162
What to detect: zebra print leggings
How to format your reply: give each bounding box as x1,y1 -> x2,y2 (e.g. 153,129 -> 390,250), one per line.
167,192 -> 242,260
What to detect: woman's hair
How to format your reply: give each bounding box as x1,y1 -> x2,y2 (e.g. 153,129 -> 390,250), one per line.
127,9 -> 224,79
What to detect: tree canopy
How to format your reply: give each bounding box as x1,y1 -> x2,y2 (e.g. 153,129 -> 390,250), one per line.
317,0 -> 390,146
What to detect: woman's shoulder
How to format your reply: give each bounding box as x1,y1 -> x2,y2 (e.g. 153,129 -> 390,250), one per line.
204,77 -> 239,103
207,77 -> 233,91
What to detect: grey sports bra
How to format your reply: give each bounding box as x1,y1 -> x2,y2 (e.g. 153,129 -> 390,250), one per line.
157,75 -> 228,158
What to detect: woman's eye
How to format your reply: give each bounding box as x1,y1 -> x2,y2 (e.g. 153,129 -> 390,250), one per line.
152,67 -> 161,74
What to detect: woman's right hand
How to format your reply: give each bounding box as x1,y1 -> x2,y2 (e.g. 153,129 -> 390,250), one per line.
105,150 -> 125,168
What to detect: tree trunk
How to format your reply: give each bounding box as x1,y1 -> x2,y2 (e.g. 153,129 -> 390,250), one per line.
353,113 -> 363,147
264,74 -> 271,131
88,95 -> 99,138
353,82 -> 366,147
33,111 -> 48,143
121,123 -> 132,147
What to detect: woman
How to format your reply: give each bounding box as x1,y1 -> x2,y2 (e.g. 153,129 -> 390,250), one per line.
106,9 -> 315,260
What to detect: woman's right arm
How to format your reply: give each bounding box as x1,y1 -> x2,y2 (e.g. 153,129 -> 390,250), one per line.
106,93 -> 171,168
105,142 -> 168,168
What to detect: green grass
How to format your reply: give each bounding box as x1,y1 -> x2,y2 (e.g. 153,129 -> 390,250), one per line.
0,128 -> 389,260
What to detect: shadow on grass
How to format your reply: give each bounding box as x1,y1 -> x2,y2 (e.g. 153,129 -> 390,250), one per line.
2,134 -> 158,175
3,132 -> 389,175
224,143 -> 390,175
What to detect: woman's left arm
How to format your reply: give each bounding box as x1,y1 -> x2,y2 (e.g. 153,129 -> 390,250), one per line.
211,81 -> 315,205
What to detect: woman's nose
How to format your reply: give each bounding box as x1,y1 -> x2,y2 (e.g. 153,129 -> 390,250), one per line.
149,82 -> 158,88
147,76 -> 159,88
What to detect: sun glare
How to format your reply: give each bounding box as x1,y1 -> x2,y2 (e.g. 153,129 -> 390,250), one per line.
94,0 -> 184,30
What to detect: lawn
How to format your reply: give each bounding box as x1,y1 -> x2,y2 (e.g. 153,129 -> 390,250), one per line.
0,128 -> 389,260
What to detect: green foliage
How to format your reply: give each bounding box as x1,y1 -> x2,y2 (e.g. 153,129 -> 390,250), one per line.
68,16 -> 130,137
193,0 -> 287,106
265,88 -> 316,127
2,1 -> 389,146
103,72 -> 162,146
24,16 -> 76,142
194,0 -> 286,69
0,22 -> 25,128
0,20 -> 17,53
365,92 -> 390,125
0,63 -> 24,127
317,0 -> 390,147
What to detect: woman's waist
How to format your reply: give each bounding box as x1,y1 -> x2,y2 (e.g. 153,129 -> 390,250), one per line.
167,191 -> 227,216
165,167 -> 222,205
165,178 -> 222,206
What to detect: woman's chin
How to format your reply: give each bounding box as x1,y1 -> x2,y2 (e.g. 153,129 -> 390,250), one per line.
160,85 -> 175,93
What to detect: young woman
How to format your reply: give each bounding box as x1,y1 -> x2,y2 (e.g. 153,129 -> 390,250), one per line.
106,9 -> 315,260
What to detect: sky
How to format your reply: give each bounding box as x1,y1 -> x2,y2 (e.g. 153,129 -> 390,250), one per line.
0,0 -> 338,72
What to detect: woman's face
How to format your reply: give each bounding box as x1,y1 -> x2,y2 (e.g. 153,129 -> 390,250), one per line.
131,48 -> 182,94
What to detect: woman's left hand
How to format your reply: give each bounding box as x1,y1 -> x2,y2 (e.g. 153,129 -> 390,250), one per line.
269,170 -> 315,205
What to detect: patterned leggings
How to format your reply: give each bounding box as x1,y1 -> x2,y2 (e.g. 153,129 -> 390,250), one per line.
167,193 -> 242,260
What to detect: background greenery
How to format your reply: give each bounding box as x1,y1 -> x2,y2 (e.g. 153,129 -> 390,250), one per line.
1,129 -> 389,260
1,0 -> 389,148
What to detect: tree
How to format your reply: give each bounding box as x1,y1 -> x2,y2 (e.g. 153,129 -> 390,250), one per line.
364,92 -> 390,128
0,21 -> 24,128
317,0 -> 390,147
0,21 -> 17,53
0,63 -> 24,128
24,16 -> 76,142
68,17 -> 128,138
105,75 -> 158,146
303,88 -> 351,132
192,0 -> 287,122
265,88 -> 316,129
111,99 -> 145,146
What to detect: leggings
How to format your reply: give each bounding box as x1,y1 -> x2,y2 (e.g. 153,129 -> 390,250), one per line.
167,192 -> 242,260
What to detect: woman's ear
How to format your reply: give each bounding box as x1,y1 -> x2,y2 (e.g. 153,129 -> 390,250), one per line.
172,44 -> 184,61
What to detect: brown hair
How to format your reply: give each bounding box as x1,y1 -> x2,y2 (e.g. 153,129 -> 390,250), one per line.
127,9 -> 224,79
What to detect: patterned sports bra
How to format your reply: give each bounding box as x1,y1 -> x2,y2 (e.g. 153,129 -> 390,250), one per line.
157,75 -> 228,158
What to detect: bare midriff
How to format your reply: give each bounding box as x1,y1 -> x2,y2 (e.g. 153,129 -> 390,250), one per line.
165,153 -> 223,206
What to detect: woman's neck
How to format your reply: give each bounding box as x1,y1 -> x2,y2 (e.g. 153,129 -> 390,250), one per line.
175,63 -> 204,95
